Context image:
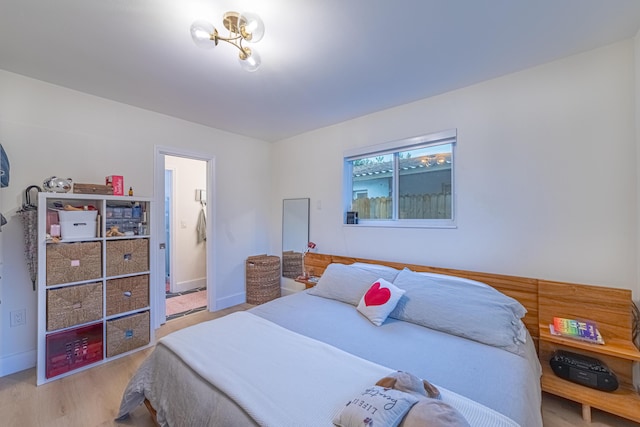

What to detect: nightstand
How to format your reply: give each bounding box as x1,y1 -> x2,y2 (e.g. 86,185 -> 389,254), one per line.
538,280 -> 640,423
295,276 -> 319,289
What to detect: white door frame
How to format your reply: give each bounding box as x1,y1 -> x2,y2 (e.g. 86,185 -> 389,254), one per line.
153,145 -> 216,329
164,167 -> 176,294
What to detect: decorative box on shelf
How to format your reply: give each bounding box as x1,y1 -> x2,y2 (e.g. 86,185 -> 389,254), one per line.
73,183 -> 113,195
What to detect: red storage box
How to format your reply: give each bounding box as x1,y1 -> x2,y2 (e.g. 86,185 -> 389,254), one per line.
45,322 -> 103,379
106,175 -> 124,196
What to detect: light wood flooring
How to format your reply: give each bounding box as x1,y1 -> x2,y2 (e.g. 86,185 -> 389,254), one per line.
0,303 -> 638,427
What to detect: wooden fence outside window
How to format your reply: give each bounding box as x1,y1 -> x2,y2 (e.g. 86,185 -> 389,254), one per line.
351,193 -> 452,220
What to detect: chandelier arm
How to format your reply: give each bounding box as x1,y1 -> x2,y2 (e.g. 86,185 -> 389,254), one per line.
215,34 -> 243,43
214,35 -> 248,57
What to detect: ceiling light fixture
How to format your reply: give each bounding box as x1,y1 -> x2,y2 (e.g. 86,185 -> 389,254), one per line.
190,11 -> 265,72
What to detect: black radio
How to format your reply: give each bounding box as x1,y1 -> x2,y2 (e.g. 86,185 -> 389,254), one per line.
550,350 -> 618,392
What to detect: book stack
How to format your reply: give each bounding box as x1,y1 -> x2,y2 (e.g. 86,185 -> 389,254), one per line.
549,317 -> 605,345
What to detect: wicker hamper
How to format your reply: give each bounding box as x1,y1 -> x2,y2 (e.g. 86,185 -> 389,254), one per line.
246,254 -> 281,305
106,239 -> 149,277
106,311 -> 150,358
46,242 -> 102,286
282,251 -> 303,279
46,282 -> 103,331
106,275 -> 149,316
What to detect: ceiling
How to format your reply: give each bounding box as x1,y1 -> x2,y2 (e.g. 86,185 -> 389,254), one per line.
1,1 -> 640,142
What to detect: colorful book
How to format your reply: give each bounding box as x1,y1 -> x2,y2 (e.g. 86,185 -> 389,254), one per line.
549,317 -> 604,345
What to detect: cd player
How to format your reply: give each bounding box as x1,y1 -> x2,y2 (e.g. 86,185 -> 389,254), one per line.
550,350 -> 618,392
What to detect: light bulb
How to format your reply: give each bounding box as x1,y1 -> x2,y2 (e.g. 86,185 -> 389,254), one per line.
239,47 -> 261,72
190,20 -> 217,49
239,12 -> 265,43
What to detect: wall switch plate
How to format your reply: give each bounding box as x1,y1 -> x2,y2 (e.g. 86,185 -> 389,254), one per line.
10,309 -> 26,327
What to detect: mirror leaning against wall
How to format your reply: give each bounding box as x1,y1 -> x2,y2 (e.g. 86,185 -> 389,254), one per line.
282,198 -> 309,279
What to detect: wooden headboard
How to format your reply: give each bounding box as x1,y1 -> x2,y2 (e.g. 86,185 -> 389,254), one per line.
304,252 -> 640,355
303,253 -> 540,344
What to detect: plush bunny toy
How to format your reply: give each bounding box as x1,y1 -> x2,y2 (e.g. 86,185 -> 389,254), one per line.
375,371 -> 470,427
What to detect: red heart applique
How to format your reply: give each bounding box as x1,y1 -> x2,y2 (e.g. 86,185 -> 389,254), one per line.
364,282 -> 391,306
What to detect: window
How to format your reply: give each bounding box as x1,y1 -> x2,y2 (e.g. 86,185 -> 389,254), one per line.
344,130 -> 456,227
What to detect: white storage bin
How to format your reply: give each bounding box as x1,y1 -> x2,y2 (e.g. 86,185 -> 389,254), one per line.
58,210 -> 98,239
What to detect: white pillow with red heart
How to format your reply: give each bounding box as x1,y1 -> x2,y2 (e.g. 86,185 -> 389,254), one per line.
357,278 -> 406,326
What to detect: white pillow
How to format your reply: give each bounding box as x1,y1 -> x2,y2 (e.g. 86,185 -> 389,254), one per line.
357,278 -> 405,326
413,270 -> 490,288
351,262 -> 401,274
308,263 -> 400,306
333,385 -> 418,427
389,268 -> 528,355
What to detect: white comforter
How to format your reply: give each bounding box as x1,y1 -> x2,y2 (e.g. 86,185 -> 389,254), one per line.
154,311 -> 519,427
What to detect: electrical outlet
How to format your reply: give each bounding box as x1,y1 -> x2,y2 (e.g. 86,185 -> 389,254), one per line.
10,309 -> 26,327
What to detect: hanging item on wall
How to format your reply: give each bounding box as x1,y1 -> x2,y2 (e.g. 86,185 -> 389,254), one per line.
0,143 -> 10,188
17,185 -> 42,290
197,202 -> 207,243
0,143 -> 10,231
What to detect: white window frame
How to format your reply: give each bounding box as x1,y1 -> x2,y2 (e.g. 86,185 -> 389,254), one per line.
343,129 -> 457,229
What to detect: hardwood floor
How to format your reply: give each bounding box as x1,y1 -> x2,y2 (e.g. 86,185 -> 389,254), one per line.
0,303 -> 638,427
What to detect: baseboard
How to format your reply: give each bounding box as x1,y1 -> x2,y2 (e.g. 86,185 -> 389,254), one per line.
214,292 -> 246,310
281,277 -> 305,296
214,283 -> 303,310
171,277 -> 206,294
0,349 -> 36,377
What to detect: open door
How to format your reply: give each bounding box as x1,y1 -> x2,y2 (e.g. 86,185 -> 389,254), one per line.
153,146 -> 215,329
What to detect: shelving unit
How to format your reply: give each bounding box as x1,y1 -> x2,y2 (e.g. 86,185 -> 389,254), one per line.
36,192 -> 154,385
538,280 -> 640,423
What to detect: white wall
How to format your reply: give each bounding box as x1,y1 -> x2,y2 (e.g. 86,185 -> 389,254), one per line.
165,156 -> 207,293
0,70 -> 271,375
271,40 -> 639,298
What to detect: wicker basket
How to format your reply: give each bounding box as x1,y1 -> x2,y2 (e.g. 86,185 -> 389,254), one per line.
106,239 -> 149,277
46,242 -> 102,285
246,255 -> 281,305
282,251 -> 303,279
46,282 -> 103,331
106,311 -> 150,358
106,275 -> 149,316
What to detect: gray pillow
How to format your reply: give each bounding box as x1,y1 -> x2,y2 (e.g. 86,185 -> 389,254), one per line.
307,263 -> 400,306
389,269 -> 527,355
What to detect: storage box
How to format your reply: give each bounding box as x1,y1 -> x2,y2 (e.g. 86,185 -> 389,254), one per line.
46,242 -> 102,285
73,183 -> 113,195
46,322 -> 103,379
105,175 -> 124,196
46,282 -> 103,331
46,209 -> 60,235
58,210 -> 98,239
106,275 -> 149,316
106,239 -> 149,277
106,311 -> 150,357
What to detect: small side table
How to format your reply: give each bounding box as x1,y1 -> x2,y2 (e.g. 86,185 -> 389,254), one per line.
295,276 -> 320,289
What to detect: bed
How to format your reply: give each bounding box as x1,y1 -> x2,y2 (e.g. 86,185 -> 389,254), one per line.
117,254 -> 543,427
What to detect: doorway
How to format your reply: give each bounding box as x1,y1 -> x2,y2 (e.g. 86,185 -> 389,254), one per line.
153,146 -> 215,329
164,155 -> 208,321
